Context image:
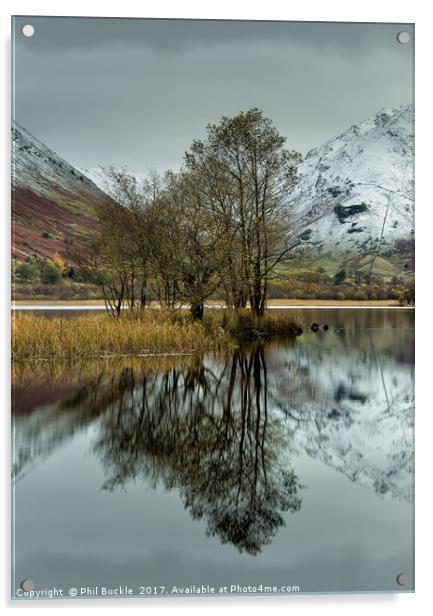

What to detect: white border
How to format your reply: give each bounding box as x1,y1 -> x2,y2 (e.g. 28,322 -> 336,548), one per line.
1,1 -> 431,614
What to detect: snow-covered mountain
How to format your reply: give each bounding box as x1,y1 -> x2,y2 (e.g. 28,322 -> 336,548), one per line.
80,166 -> 149,198
288,104 -> 414,258
12,123 -> 104,199
79,166 -> 115,195
268,339 -> 414,503
12,105 -> 415,265
11,123 -> 109,260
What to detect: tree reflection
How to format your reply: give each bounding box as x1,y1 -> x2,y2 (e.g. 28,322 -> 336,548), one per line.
93,346 -> 302,554
13,312 -> 414,522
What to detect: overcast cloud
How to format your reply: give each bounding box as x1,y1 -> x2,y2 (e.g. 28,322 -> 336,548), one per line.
12,17 -> 414,174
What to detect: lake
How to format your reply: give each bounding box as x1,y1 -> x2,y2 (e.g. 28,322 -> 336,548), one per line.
11,308 -> 414,598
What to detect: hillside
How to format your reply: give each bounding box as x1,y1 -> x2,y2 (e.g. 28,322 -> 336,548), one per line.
11,107 -> 415,299
288,104 -> 414,277
11,123 -> 110,261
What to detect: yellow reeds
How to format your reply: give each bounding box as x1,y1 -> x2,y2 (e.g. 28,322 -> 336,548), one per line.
11,309 -> 302,361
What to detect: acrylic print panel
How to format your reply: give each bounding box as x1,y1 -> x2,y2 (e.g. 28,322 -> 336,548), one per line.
11,17 -> 414,600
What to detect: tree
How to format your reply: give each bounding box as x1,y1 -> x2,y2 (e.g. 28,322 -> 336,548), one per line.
100,167 -> 157,309
70,111 -> 303,319
165,170 -> 223,320
334,269 -> 346,285
184,146 -> 244,308
69,168 -> 158,316
52,252 -> 66,277
70,204 -> 138,316
14,258 -> 40,283
145,189 -> 182,309
39,258 -> 63,284
185,108 -> 302,316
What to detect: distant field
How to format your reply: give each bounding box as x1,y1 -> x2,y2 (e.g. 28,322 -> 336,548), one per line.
12,298 -> 407,308
265,299 -> 403,307
13,299 -> 106,306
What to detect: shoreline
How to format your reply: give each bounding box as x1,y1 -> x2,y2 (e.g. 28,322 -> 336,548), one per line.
11,298 -> 413,310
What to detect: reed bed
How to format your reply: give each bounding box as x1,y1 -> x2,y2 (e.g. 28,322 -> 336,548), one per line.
12,309 -> 302,361
12,353 -> 202,384
209,308 -> 305,338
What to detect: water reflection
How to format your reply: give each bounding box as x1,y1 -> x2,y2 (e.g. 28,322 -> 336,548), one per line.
12,309 -> 414,556
93,349 -> 302,554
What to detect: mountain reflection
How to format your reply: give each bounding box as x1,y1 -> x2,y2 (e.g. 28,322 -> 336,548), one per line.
12,310 -> 414,553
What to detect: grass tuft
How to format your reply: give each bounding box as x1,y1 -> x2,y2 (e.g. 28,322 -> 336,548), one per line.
12,309 -> 302,361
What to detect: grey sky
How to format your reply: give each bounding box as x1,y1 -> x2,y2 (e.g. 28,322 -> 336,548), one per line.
12,17 -> 414,174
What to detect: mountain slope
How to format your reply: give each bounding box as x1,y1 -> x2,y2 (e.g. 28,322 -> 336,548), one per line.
288,105 -> 414,264
12,106 -> 415,271
80,166 -> 149,198
268,340 -> 414,503
79,166 -> 115,195
11,123 -> 110,261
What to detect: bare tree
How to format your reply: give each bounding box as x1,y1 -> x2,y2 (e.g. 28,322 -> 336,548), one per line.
165,170 -> 223,320
71,111 -> 302,319
185,108 -> 302,316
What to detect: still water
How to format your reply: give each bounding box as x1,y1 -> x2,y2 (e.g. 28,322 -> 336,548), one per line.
12,309 -> 414,597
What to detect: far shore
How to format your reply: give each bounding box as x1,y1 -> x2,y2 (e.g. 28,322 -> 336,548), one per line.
11,298 -> 412,308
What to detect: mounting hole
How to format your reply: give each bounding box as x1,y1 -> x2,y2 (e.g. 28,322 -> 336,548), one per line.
396,31 -> 410,44
396,572 -> 408,586
21,24 -> 34,38
20,579 -> 34,591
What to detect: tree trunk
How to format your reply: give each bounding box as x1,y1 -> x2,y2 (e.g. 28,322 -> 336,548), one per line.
140,280 -> 147,308
190,301 -> 204,321
251,282 -> 265,317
